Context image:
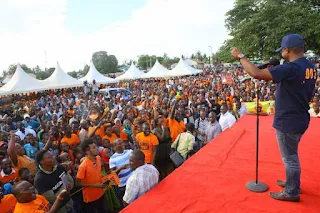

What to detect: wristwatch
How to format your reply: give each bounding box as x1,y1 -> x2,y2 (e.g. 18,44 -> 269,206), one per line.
238,53 -> 245,59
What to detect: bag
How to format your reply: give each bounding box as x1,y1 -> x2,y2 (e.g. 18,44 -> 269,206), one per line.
169,134 -> 185,167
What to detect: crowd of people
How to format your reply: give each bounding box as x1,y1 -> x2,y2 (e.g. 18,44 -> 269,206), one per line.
0,61 -> 319,212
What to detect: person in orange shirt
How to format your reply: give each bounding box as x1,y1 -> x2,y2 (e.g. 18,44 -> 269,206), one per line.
12,180 -> 67,213
61,125 -> 80,147
76,138 -> 108,213
102,124 -> 119,144
60,142 -> 75,162
168,101 -> 186,142
0,188 -> 17,213
0,158 -> 18,184
135,123 -> 159,164
133,119 -> 144,136
120,119 -> 133,142
7,132 -> 37,175
88,120 -> 105,139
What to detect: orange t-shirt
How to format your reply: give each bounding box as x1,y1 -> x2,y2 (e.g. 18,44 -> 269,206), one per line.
120,131 -> 129,141
163,117 -> 169,127
135,133 -> 159,163
0,169 -> 18,184
15,155 -> 37,175
168,118 -> 186,142
0,194 -> 17,213
88,125 -> 105,139
13,195 -> 50,213
76,156 -> 105,203
61,150 -> 75,162
102,133 -> 118,144
61,134 -> 80,147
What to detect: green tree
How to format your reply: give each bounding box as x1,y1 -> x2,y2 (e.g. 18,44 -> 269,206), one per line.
68,71 -> 78,78
6,64 -> 33,76
196,51 -> 202,61
92,51 -> 119,74
215,40 -> 238,63
224,0 -> 320,58
137,55 -> 157,70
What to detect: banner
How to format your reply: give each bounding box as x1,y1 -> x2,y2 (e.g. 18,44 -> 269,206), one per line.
222,76 -> 233,85
243,101 -> 275,114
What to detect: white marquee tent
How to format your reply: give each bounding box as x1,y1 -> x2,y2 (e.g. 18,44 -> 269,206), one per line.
116,63 -> 144,80
42,62 -> 83,89
80,62 -> 118,84
141,60 -> 171,79
0,64 -> 47,95
168,58 -> 202,77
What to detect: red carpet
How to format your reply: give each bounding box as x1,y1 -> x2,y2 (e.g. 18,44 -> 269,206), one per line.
122,115 -> 320,213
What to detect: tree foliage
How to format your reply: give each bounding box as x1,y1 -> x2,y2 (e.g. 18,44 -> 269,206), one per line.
137,54 -> 179,70
1,64 -> 54,80
215,40 -> 237,63
190,51 -> 212,63
216,0 -> 320,62
92,51 -> 119,74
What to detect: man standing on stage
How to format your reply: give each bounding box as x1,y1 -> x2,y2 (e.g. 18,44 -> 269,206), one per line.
231,34 -> 316,202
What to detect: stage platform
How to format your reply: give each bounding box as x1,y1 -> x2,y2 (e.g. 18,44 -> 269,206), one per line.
122,115 -> 320,213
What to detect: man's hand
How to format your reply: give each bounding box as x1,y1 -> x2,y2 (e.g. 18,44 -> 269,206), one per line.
57,189 -> 68,200
231,48 -> 241,59
95,183 -> 108,188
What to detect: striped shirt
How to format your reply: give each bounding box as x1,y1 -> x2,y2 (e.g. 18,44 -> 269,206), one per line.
123,164 -> 159,204
109,149 -> 133,187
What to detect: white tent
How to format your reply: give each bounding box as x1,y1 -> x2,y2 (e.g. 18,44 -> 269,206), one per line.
42,62 -> 83,89
0,64 -> 47,95
116,63 -> 144,80
80,62 -> 118,84
141,60 -> 171,79
167,58 -> 202,77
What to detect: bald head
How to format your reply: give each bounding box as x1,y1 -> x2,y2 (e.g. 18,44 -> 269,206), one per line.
13,180 -> 36,203
130,150 -> 145,170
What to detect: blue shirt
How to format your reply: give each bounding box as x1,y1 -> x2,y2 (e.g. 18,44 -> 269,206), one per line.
269,58 -> 316,133
23,120 -> 40,130
109,149 -> 133,187
24,143 -> 44,159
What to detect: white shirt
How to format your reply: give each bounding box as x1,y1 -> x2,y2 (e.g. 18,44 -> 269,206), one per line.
123,164 -> 159,204
309,108 -> 320,118
15,128 -> 37,140
219,112 -> 236,131
0,168 -> 15,177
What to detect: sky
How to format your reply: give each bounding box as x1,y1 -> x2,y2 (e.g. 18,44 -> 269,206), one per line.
0,0 -> 235,74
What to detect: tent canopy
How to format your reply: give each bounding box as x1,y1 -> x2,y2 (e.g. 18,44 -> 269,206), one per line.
0,64 -> 47,95
42,62 -> 83,89
116,63 -> 144,80
168,58 -> 202,77
141,60 -> 171,79
80,62 -> 118,84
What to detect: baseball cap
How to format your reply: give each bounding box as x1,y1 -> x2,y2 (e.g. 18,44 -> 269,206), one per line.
258,58 -> 280,69
276,34 -> 305,52
24,114 -> 30,119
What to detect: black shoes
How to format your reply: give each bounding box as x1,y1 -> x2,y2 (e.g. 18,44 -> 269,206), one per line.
269,180 -> 301,202
269,191 -> 300,202
276,180 -> 286,188
276,180 -> 302,194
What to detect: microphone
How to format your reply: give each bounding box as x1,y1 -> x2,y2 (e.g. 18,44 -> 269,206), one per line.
257,58 -> 280,69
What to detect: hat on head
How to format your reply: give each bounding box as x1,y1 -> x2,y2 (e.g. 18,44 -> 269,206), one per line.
276,34 -> 305,52
24,114 -> 30,119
